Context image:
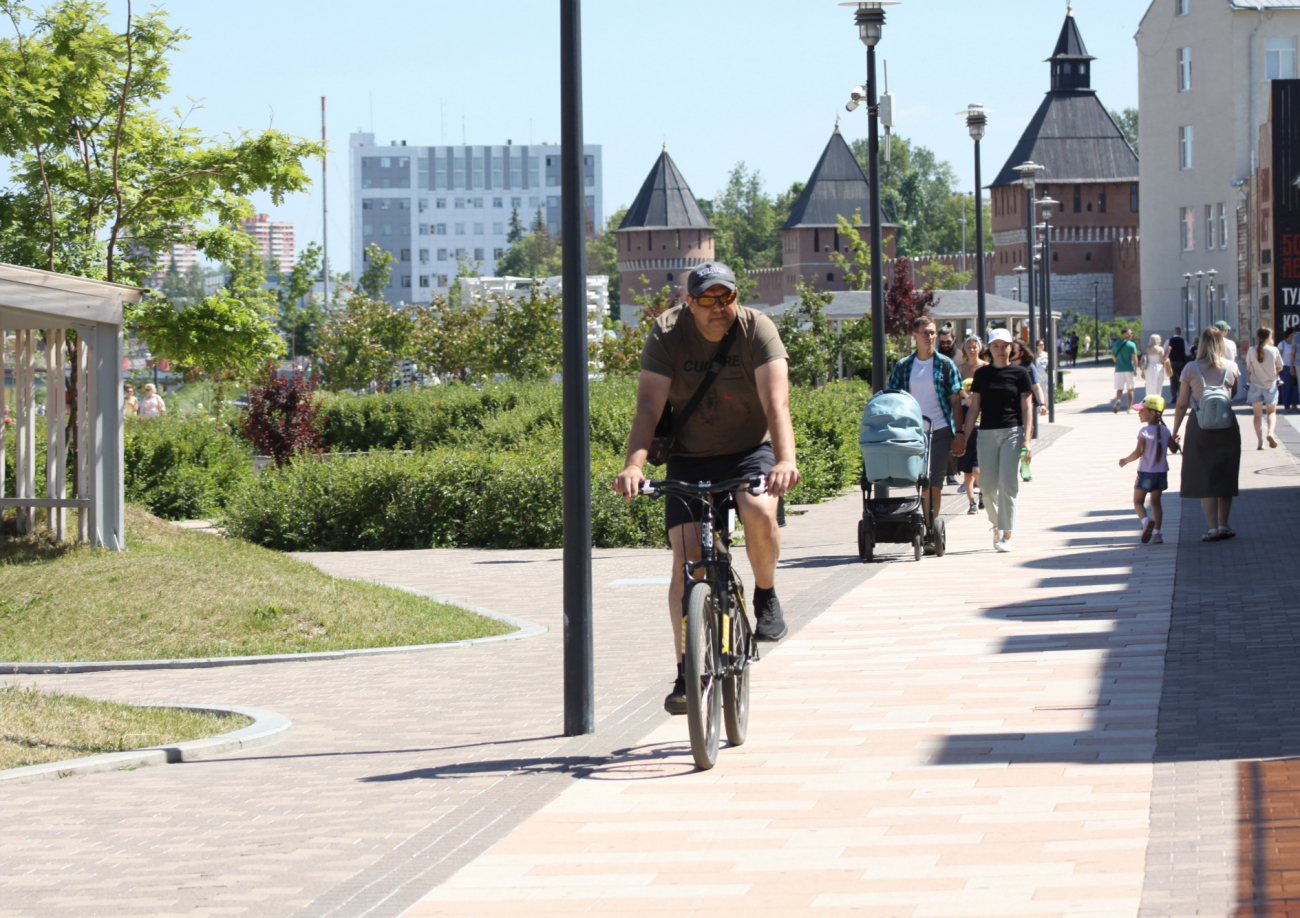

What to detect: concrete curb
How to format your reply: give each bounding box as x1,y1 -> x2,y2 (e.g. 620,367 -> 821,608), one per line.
0,595 -> 546,675
0,704 -> 291,786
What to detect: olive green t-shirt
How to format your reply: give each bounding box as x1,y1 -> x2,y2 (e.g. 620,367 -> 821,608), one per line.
640,305 -> 789,458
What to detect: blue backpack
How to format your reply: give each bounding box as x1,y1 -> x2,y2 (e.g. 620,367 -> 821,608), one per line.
1192,363 -> 1234,430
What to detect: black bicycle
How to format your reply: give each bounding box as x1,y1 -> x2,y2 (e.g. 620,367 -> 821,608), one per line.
640,475 -> 767,770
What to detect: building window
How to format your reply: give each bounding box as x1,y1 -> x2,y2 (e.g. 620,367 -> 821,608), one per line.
419,275 -> 430,288
1084,252 -> 1091,262
1131,184 -> 1139,213
381,157 -> 391,168
455,248 -> 466,258
419,198 -> 428,212
493,222 -> 504,234
474,248 -> 485,261
419,249 -> 429,263
1268,37 -> 1297,81
381,225 -> 392,236
363,224 -> 373,237
455,223 -> 465,234
1073,184 -> 1082,213
1098,187 -> 1107,213
493,197 -> 503,208
586,175 -> 595,187
1054,251 -> 1060,262
398,178 -> 410,189
1179,206 -> 1195,251
362,158 -> 373,169
401,275 -> 411,288
398,157 -> 409,169
547,196 -> 560,207
400,248 -> 411,262
547,175 -> 559,187
435,224 -> 447,235
454,198 -> 465,209
511,197 -> 522,208
1176,0 -> 1188,14
1205,204 -> 1215,249
380,179 -> 391,189
437,248 -> 448,261
1218,203 -> 1228,249
1177,47 -> 1192,92
474,223 -> 484,235
494,248 -> 505,259
1179,125 -> 1194,170
436,198 -> 447,209
400,224 -> 410,236
362,200 -> 373,210
586,195 -> 595,208
419,224 -> 429,236
472,198 -> 484,208
362,179 -> 373,189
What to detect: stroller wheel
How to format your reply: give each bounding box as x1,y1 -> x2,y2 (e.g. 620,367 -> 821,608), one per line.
933,517 -> 947,558
858,519 -> 874,563
912,535 -> 923,562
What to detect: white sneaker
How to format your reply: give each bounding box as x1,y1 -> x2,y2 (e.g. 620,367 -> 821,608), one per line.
992,527 -> 1002,550
996,539 -> 1014,553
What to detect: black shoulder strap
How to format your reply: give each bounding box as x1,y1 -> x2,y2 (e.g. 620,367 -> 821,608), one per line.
673,320 -> 740,435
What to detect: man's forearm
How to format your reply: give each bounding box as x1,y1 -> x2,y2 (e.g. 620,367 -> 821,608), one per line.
624,410 -> 658,469
769,404 -> 797,464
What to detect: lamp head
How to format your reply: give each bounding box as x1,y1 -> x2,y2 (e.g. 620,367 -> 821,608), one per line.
956,104 -> 990,142
1208,268 -> 1217,279
1195,271 -> 1204,279
840,1 -> 899,47
1183,273 -> 1193,282
1015,161 -> 1045,188
1013,265 -> 1027,276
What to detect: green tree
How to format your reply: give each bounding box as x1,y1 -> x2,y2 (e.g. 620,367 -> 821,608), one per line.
829,210 -> 871,291
853,136 -> 968,257
506,206 -> 526,244
412,294 -> 490,381
594,280 -> 674,377
314,245 -> 414,391
275,241 -> 322,359
0,1 -> 323,286
586,206 -> 627,316
777,282 -> 838,387
1110,107 -> 1138,155
486,287 -> 562,380
496,207 -> 562,278
698,164 -> 802,303
131,241 -> 284,412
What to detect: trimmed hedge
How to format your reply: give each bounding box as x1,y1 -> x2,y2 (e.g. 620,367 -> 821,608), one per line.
224,379 -> 871,551
124,417 -> 252,520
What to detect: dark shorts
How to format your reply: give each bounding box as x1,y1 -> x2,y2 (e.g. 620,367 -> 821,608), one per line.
957,427 -> 979,473
927,427 -> 954,487
664,443 -> 775,531
1135,471 -> 1168,493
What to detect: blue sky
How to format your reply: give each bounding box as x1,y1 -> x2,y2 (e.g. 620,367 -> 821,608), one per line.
93,0 -> 1144,258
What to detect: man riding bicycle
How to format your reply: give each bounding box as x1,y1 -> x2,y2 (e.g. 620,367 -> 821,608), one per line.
614,262 -> 801,715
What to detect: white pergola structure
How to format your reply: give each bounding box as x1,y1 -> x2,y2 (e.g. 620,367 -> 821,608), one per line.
0,264 -> 145,550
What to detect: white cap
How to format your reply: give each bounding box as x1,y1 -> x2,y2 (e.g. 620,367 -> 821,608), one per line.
988,328 -> 1014,345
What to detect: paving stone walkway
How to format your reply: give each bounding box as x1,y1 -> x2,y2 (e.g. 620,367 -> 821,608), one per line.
8,363 -> 1300,916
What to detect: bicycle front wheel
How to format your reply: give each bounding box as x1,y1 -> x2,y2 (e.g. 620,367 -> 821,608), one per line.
684,581 -> 722,770
723,601 -> 751,747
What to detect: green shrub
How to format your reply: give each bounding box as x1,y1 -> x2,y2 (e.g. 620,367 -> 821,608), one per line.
223,448 -> 664,551
124,416 -> 252,520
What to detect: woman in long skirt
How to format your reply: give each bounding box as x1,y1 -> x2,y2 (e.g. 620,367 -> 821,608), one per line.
1171,326 -> 1242,541
1142,334 -> 1171,403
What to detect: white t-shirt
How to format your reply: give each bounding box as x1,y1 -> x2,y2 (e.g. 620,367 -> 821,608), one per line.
1223,337 -> 1238,363
1246,345 -> 1284,387
908,357 -> 948,431
138,394 -> 166,418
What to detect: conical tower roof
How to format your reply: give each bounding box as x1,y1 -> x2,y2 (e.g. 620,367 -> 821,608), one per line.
783,129 -> 893,228
991,10 -> 1136,187
619,150 -> 712,230
1048,6 -> 1095,61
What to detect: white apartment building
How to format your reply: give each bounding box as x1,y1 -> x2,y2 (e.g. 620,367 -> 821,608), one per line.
349,134 -> 603,304
1138,0 -> 1300,339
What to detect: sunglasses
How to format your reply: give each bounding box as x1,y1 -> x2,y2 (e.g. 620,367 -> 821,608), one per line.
695,290 -> 737,308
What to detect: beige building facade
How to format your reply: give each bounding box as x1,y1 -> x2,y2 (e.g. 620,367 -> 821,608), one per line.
1138,0 -> 1300,340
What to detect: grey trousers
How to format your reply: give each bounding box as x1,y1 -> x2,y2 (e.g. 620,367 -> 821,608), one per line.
977,425 -> 1024,533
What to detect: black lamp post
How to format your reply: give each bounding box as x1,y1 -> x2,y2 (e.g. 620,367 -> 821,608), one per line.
560,0 -> 594,737
1093,280 -> 1100,362
1036,196 -> 1058,423
1013,264 -> 1026,303
1016,161 -> 1044,366
842,0 -> 898,392
1195,270 -> 1205,333
1207,268 -> 1218,324
1183,273 -> 1193,335
958,105 -> 989,338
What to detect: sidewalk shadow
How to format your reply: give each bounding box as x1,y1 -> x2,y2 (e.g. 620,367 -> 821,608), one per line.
934,484 -> 1300,767
358,741 -> 696,784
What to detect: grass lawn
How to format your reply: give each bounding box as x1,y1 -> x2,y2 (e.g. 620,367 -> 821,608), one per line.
0,508 -> 513,662
0,684 -> 253,770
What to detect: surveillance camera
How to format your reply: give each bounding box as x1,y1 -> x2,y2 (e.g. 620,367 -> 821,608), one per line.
846,100 -> 861,113
852,85 -> 866,101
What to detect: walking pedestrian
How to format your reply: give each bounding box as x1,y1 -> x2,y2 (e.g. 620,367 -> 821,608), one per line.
888,316 -> 966,538
1246,326 -> 1283,450
1167,327 -> 1188,392
956,335 -> 986,514
123,384 -> 139,417
1119,395 -> 1175,545
961,329 -> 1034,552
137,383 -> 166,418
936,325 -> 960,485
1171,326 -> 1241,542
1281,329 -> 1299,412
1142,334 -> 1171,402
1110,327 -> 1139,413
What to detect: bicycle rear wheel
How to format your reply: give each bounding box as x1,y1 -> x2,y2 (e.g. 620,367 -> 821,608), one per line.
684,581 -> 722,770
723,599 -> 751,747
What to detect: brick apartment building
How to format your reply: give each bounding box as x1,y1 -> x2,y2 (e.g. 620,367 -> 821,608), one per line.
990,9 -> 1141,321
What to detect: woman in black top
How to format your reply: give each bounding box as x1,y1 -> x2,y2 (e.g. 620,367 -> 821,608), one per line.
961,329 -> 1034,552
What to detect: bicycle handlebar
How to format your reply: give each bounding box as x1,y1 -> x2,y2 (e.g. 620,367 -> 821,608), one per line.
640,475 -> 767,498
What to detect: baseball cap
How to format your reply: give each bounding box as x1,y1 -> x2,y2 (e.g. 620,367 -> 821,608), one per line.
687,262 -> 738,297
988,328 -> 1014,345
1142,394 -> 1166,413
1214,320 -> 1231,332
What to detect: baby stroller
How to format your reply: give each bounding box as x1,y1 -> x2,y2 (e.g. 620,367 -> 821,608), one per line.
857,389 -> 946,562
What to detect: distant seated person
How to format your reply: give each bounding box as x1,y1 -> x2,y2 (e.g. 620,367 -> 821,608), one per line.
138,382 -> 166,418
123,383 -> 139,416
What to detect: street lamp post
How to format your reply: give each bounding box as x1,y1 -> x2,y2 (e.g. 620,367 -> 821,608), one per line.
1016,163 -> 1045,420
1037,196 -> 1059,423
1195,270 -> 1205,333
1093,280 -> 1100,362
958,105 -> 990,338
842,1 -> 898,392
560,0 -> 594,737
1207,268 -> 1218,324
1183,273 -> 1193,334
1013,264 -> 1026,304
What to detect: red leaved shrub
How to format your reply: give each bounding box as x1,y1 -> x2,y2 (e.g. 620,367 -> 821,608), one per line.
241,364 -> 325,467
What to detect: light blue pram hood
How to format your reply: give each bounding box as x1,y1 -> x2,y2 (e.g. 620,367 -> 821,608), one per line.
859,389 -> 927,488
